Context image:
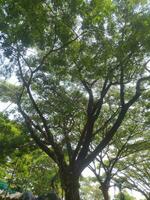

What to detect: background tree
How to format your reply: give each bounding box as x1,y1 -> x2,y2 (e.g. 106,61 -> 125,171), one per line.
0,1 -> 150,200
113,95 -> 150,200
114,152 -> 150,200
89,100 -> 150,200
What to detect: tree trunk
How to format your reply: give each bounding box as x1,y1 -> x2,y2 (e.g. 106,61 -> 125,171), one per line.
60,169 -> 80,200
101,186 -> 110,200
64,181 -> 80,200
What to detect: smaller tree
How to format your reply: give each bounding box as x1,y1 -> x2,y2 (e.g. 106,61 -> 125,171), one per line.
115,153 -> 150,200
89,102 -> 149,200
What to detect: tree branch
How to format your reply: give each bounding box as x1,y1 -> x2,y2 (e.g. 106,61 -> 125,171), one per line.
16,53 -> 66,167
81,80 -> 94,117
78,73 -> 150,171
126,75 -> 150,107
17,101 -> 58,163
33,33 -> 84,73
120,66 -> 125,106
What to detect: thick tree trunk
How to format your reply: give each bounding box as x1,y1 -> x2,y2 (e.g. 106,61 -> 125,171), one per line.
64,181 -> 80,200
101,186 -> 110,200
60,169 -> 80,200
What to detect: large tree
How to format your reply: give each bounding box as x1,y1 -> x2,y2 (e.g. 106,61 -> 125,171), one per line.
0,1 -> 150,200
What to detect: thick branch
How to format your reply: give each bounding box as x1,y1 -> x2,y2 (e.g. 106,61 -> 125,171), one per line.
120,66 -> 125,106
63,130 -> 73,163
126,75 -> 150,107
72,81 -> 95,161
76,118 -> 95,161
78,105 -> 129,171
73,80 -> 111,162
78,75 -> 150,171
93,80 -> 111,120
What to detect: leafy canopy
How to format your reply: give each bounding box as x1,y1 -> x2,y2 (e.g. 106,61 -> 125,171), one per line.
0,0 -> 150,183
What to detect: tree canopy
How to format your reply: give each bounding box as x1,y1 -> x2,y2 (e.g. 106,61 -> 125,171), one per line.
0,1 -> 150,200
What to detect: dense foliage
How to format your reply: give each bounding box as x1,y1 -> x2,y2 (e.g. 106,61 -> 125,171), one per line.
0,0 -> 150,200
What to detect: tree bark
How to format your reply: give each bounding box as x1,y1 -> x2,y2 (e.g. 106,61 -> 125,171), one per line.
64,182 -> 80,200
101,185 -> 110,200
60,168 -> 80,200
